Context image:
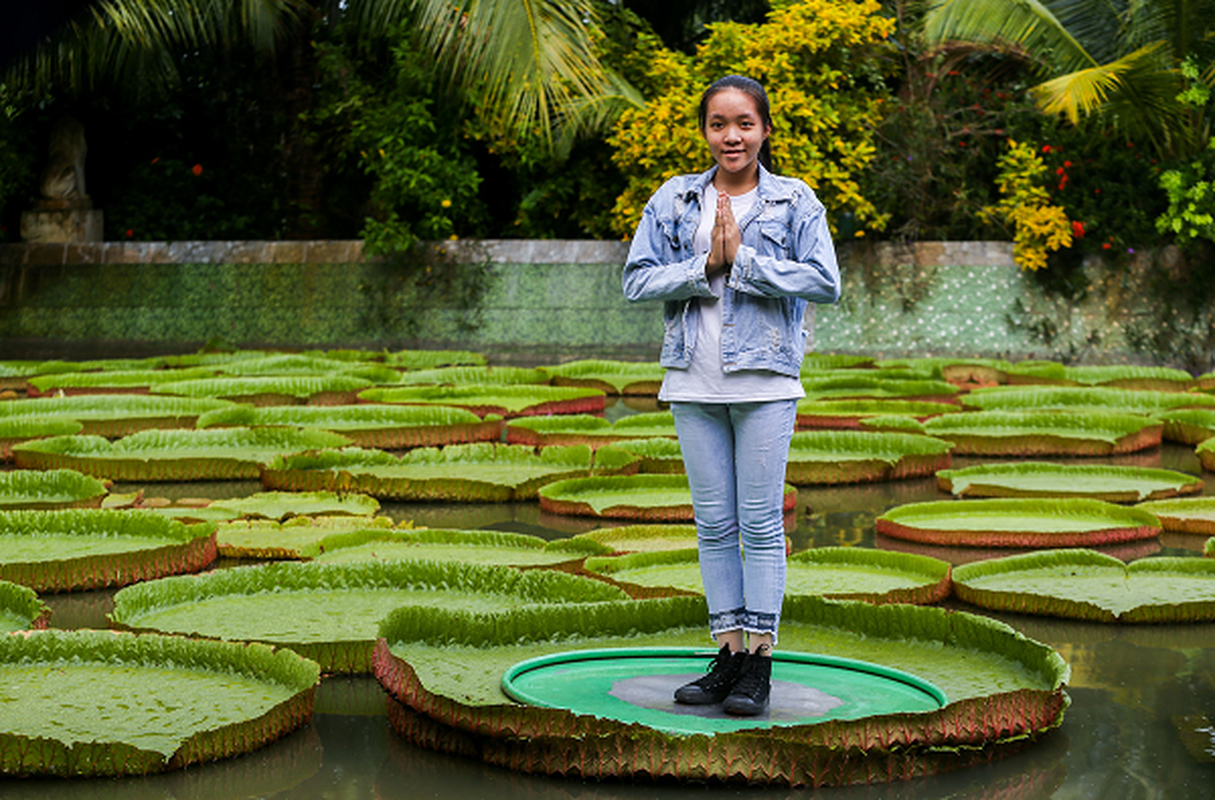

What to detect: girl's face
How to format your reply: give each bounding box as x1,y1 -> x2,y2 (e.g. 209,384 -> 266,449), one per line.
702,88 -> 770,183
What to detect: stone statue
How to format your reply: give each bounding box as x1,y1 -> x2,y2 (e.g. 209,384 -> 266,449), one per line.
40,116 -> 89,202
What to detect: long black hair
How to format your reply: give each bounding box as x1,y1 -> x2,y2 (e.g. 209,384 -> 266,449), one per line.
697,75 -> 774,174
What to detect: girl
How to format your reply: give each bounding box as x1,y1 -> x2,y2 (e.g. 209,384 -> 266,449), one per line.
621,75 -> 841,716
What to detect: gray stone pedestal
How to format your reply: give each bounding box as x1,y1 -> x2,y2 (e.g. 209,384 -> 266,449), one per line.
21,199 -> 103,243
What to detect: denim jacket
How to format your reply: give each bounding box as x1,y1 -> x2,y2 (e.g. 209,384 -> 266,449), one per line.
622,165 -> 841,377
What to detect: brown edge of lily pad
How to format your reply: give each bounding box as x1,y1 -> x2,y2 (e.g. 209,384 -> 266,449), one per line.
932,425 -> 1162,457
874,519 -> 1160,549
0,531 -> 218,593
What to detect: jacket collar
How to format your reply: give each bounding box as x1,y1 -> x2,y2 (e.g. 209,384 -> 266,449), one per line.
680,164 -> 792,203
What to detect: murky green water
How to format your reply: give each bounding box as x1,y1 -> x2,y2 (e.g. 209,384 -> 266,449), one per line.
6,427 -> 1215,797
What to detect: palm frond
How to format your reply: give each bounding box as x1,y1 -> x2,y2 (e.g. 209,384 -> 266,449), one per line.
924,0 -> 1101,73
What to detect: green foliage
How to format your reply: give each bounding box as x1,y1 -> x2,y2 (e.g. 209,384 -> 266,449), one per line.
981,140 -> 1072,271
607,0 -> 895,237
0,88 -> 34,242
1156,137 -> 1215,246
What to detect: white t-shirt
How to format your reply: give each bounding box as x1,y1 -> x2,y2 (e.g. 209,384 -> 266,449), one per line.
658,183 -> 806,403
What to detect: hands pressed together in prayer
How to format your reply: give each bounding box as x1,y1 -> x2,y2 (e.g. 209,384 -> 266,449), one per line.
706,191 -> 740,278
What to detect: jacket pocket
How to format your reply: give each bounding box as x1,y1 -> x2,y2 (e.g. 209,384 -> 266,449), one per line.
759,222 -> 789,257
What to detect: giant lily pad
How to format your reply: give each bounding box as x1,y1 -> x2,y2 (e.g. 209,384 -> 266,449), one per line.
786,431 -> 953,484
800,376 -> 961,404
1002,364 -> 1195,392
217,515 -> 399,559
1135,497 -> 1215,536
313,527 -> 596,567
12,427 -> 352,481
875,498 -> 1161,548
0,394 -> 235,437
382,349 -> 487,369
110,560 -> 627,673
507,412 -> 677,448
210,354 -> 399,384
1158,408 -> 1215,444
153,375 -> 374,406
961,386 -> 1215,415
261,443 -> 638,501
392,366 -> 549,386
545,524 -> 699,557
359,384 -> 605,418
796,399 -> 961,430
922,410 -> 1163,456
802,353 -> 877,370
539,359 -> 665,395
584,547 -> 950,605
372,594 -> 1068,786
209,491 -> 381,520
0,509 -> 217,592
610,437 -> 685,473
0,580 -> 49,631
0,417 -> 84,460
937,462 -> 1203,502
1198,438 -> 1215,471
25,368 -> 217,396
538,474 -> 797,521
0,629 -> 319,776
952,549 -> 1215,622
196,403 -> 502,449
0,468 -> 109,510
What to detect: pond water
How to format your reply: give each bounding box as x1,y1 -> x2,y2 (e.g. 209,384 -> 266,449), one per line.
6,402 -> 1215,799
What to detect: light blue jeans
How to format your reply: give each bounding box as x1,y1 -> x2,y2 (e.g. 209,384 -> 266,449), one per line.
670,400 -> 796,643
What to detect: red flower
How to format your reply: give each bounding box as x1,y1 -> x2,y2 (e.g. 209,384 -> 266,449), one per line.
1055,167 -> 1066,175
191,164 -> 203,176
1042,145 -> 1053,153
125,228 -> 134,238
1063,160 -> 1072,168
1071,221 -> 1085,238
1102,243 -> 1111,250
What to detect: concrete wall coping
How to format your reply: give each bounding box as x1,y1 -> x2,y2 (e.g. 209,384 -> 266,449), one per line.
0,238 -> 1016,267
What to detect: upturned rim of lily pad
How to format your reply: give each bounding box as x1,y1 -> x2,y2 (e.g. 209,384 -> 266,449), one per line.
937,462 -> 1204,502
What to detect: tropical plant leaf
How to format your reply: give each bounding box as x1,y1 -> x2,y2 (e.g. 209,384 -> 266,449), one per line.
952,549 -> 1215,622
13,428 -> 352,481
786,431 -> 953,484
392,366 -> 549,386
0,468 -> 109,510
546,524 -> 698,556
359,384 -> 605,417
26,368 -> 219,396
539,475 -> 797,521
796,399 -> 961,430
313,527 -> 581,568
857,415 -> 929,434
962,386 -> 1215,415
210,491 -> 380,521
196,403 -> 502,449
110,560 -> 626,673
1198,438 -> 1215,472
802,353 -> 877,371
1159,408 -> 1215,445
922,410 -> 1163,455
372,594 -> 1068,786
800,377 -> 961,403
1137,497 -> 1215,536
381,349 -> 487,369
217,516 -> 400,560
0,418 -> 84,460
0,394 -> 235,437
937,462 -> 1204,502
261,442 -> 621,501
0,580 -> 49,631
0,509 -> 217,592
876,497 -> 1161,548
609,437 -> 685,473
0,629 -> 318,776
153,375 -> 374,405
539,359 -> 665,395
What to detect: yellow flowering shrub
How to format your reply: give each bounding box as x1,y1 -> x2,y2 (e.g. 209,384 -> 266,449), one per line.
607,0 -> 894,237
982,140 -> 1073,271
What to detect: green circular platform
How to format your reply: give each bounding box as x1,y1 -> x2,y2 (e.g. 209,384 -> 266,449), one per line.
501,647 -> 947,735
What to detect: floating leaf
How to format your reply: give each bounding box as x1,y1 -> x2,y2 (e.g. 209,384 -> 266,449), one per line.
786,431 -> 953,484
13,427 -> 352,481
393,366 -> 549,386
0,394 -> 234,437
0,468 -> 108,510
0,509 -> 217,592
372,594 -> 1068,786
539,475 -> 797,521
962,386 -> 1215,415
1135,497 -> 1215,536
923,410 -> 1163,456
0,629 -> 318,776
359,384 -> 605,418
1158,408 -> 1215,444
218,516 -> 399,559
197,403 -> 501,449
314,527 -> 583,568
382,349 -> 487,369
876,498 -> 1161,548
610,437 -> 684,473
0,580 -> 49,631
211,491 -> 380,521
111,560 -> 626,673
1199,438 -> 1215,472
546,524 -> 698,556
796,399 -> 960,430
539,359 -> 665,395
0,418 -> 83,460
507,412 -> 676,448
26,368 -> 217,396
153,375 -> 374,405
262,443 -> 632,502
802,353 -> 878,370
952,549 -> 1215,622
801,376 -> 961,403
1060,365 -> 1195,391
857,415 -> 929,434
938,462 -> 1203,502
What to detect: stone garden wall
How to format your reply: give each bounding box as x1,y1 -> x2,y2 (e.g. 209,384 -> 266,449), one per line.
0,239 -> 1167,364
